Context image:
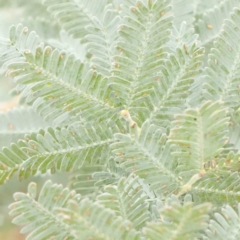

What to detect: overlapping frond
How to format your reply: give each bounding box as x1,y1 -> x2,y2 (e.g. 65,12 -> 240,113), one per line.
202,8 -> 240,114
43,1 -> 122,76
205,204 -> 240,240
9,180 -> 81,240
0,24 -> 40,64
69,165 -> 105,195
0,24 -> 119,125
93,157 -> 128,189
42,0 -> 109,39
214,148 -> 240,172
167,21 -> 199,54
0,142 -> 28,184
148,43 -> 204,127
0,123 -> 115,184
11,180 -> 141,240
192,170 -> 240,206
85,8 -> 121,76
143,194 -> 211,240
109,0 -> 173,125
69,156 -> 128,197
111,120 -> 181,196
168,101 -> 229,180
97,175 -> 151,229
58,199 -> 141,240
0,107 -> 52,148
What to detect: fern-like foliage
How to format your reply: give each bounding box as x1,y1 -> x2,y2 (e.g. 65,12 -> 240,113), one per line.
111,118 -> 181,196
109,0 -> 174,125
1,24 -> 120,126
69,164 -> 106,195
148,43 -> 204,127
169,101 -> 229,179
9,181 -> 81,240
10,180 -> 213,240
10,180 -> 141,240
97,175 -> 151,229
84,9 -> 121,76
143,196 -> 211,240
0,123 -> 116,184
2,0 -> 240,239
44,0 -> 122,76
192,170 -> 240,206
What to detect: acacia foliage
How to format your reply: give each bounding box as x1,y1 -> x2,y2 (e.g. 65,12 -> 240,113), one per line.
1,0 -> 240,239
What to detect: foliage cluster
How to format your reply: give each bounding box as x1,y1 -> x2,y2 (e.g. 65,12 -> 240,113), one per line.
1,0 -> 240,239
